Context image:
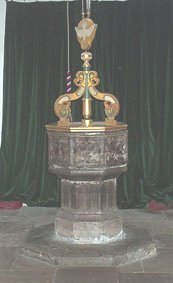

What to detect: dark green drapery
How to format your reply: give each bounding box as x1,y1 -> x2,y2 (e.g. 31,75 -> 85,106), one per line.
0,0 -> 173,207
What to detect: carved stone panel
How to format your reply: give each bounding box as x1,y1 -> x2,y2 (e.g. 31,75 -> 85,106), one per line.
105,130 -> 128,166
70,135 -> 104,167
48,132 -> 70,166
47,129 -> 128,181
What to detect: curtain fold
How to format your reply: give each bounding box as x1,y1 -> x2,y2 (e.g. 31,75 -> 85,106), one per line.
0,0 -> 173,207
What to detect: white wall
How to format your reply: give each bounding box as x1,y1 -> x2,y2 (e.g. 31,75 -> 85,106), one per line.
0,1 -> 6,145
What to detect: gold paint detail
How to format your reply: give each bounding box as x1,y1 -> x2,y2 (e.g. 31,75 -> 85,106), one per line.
53,21 -> 121,129
46,122 -> 127,133
82,119 -> 92,127
57,118 -> 71,127
54,62 -> 120,127
54,96 -> 71,122
88,71 -> 100,87
81,52 -> 92,68
105,118 -> 117,126
74,71 -> 85,87
54,70 -> 86,126
75,18 -> 97,50
82,98 -> 92,120
89,86 -> 120,121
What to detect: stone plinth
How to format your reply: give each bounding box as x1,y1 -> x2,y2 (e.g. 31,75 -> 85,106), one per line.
22,222 -> 156,267
46,124 -> 128,243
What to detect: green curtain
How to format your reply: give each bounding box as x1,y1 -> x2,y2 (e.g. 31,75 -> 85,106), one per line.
0,0 -> 173,207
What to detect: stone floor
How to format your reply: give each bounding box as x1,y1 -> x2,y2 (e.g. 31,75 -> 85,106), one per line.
0,207 -> 173,283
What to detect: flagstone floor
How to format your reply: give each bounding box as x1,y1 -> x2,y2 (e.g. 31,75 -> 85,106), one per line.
0,206 -> 173,283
